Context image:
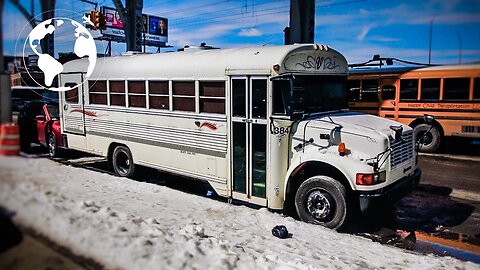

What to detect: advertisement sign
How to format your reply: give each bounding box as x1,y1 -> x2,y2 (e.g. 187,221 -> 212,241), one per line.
99,6 -> 168,45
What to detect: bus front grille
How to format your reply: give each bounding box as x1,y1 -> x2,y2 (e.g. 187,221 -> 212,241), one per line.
390,130 -> 414,170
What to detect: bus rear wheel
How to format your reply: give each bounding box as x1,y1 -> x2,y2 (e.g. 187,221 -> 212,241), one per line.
414,124 -> 441,152
294,176 -> 348,230
112,146 -> 135,178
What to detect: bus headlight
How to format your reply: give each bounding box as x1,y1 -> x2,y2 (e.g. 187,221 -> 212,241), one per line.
356,171 -> 386,185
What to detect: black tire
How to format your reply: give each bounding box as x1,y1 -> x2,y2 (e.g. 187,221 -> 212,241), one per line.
414,123 -> 441,153
295,176 -> 348,230
112,146 -> 135,178
47,133 -> 58,157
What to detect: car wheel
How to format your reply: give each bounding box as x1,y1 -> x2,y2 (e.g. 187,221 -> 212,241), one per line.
295,176 -> 348,230
414,123 -> 441,153
112,145 -> 135,178
47,133 -> 58,157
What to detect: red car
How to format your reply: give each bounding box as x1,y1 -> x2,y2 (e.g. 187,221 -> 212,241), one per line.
18,101 -> 63,157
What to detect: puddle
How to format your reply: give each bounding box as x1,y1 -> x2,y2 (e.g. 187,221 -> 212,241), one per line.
359,229 -> 480,264
414,231 -> 480,263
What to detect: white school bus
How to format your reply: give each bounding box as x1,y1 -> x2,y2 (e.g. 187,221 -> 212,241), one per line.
58,44 -> 421,229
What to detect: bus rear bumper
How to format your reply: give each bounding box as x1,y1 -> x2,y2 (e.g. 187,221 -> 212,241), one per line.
356,168 -> 421,214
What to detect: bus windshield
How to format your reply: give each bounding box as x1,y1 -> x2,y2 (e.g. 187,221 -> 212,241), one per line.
273,75 -> 348,116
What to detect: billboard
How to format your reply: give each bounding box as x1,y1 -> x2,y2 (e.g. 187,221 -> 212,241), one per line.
100,6 -> 168,45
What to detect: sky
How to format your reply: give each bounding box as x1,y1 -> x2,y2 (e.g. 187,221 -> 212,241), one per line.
2,0 -> 480,65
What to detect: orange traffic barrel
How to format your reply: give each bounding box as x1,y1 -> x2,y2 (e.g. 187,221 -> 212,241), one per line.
0,123 -> 20,156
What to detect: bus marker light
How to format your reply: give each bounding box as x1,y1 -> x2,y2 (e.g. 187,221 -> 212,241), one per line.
273,64 -> 280,71
338,142 -> 346,156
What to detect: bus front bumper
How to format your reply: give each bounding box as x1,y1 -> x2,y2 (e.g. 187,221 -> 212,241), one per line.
356,168 -> 421,214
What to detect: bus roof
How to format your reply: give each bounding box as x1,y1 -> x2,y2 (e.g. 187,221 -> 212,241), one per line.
62,44 -> 348,79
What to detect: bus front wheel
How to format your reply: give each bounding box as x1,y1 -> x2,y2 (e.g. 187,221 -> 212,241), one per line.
414,124 -> 441,153
294,176 -> 348,230
112,146 -> 136,178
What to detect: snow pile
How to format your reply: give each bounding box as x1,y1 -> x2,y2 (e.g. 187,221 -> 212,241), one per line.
0,156 -> 477,269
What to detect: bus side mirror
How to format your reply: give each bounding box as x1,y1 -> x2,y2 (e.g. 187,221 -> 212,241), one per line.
423,114 -> 434,125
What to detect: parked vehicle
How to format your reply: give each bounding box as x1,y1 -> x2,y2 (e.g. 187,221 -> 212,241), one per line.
58,44 -> 421,229
18,100 -> 63,157
348,64 -> 480,152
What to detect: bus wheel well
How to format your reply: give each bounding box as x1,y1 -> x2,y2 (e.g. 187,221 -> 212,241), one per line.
409,118 -> 444,137
107,142 -> 128,165
283,161 -> 352,216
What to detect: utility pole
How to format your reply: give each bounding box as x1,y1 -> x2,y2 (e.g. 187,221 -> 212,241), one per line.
113,0 -> 143,52
285,0 -> 315,45
1,0 -> 12,123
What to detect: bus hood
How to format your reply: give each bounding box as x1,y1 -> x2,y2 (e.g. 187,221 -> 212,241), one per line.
298,111 -> 413,158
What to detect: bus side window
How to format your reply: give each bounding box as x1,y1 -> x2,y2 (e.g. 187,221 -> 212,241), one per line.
89,80 -> 107,105
128,81 -> 146,108
361,80 -> 379,101
199,81 -> 225,114
272,79 -> 290,115
474,78 -> 480,100
381,85 -> 396,100
347,80 -> 360,101
400,79 -> 418,100
64,83 -> 78,104
172,81 -> 195,112
443,78 -> 470,100
420,78 -> 440,101
149,81 -> 169,110
110,81 -> 126,106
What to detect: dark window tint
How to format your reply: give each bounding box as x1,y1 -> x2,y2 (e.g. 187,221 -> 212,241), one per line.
400,79 -> 418,100
149,81 -> 169,110
272,79 -> 291,115
110,81 -> 125,93
347,80 -> 360,101
90,94 -> 107,105
199,82 -> 225,114
443,78 -> 470,100
89,80 -> 107,105
128,81 -> 145,94
110,81 -> 125,106
474,78 -> 480,99
232,79 -> 246,117
173,97 -> 195,112
420,78 -> 440,100
381,85 -> 396,100
200,82 -> 224,97
150,96 -> 169,110
149,81 -> 169,94
252,79 -> 267,119
251,124 -> 266,198
361,80 -> 378,101
172,81 -> 195,112
89,80 -> 107,93
128,81 -> 146,108
173,82 -> 195,96
64,83 -> 78,104
233,122 -> 246,193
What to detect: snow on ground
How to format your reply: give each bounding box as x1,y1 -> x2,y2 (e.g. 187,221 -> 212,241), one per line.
0,156 -> 477,270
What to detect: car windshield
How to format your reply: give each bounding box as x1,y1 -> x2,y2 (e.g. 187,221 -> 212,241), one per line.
46,104 -> 59,119
272,75 -> 348,116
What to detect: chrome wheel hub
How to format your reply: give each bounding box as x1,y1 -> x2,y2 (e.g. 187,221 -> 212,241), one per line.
306,190 -> 331,220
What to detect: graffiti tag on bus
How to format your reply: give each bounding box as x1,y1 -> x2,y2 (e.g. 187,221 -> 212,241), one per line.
296,56 -> 339,71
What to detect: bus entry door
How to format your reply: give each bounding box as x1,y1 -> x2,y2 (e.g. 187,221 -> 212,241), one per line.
231,76 -> 268,206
